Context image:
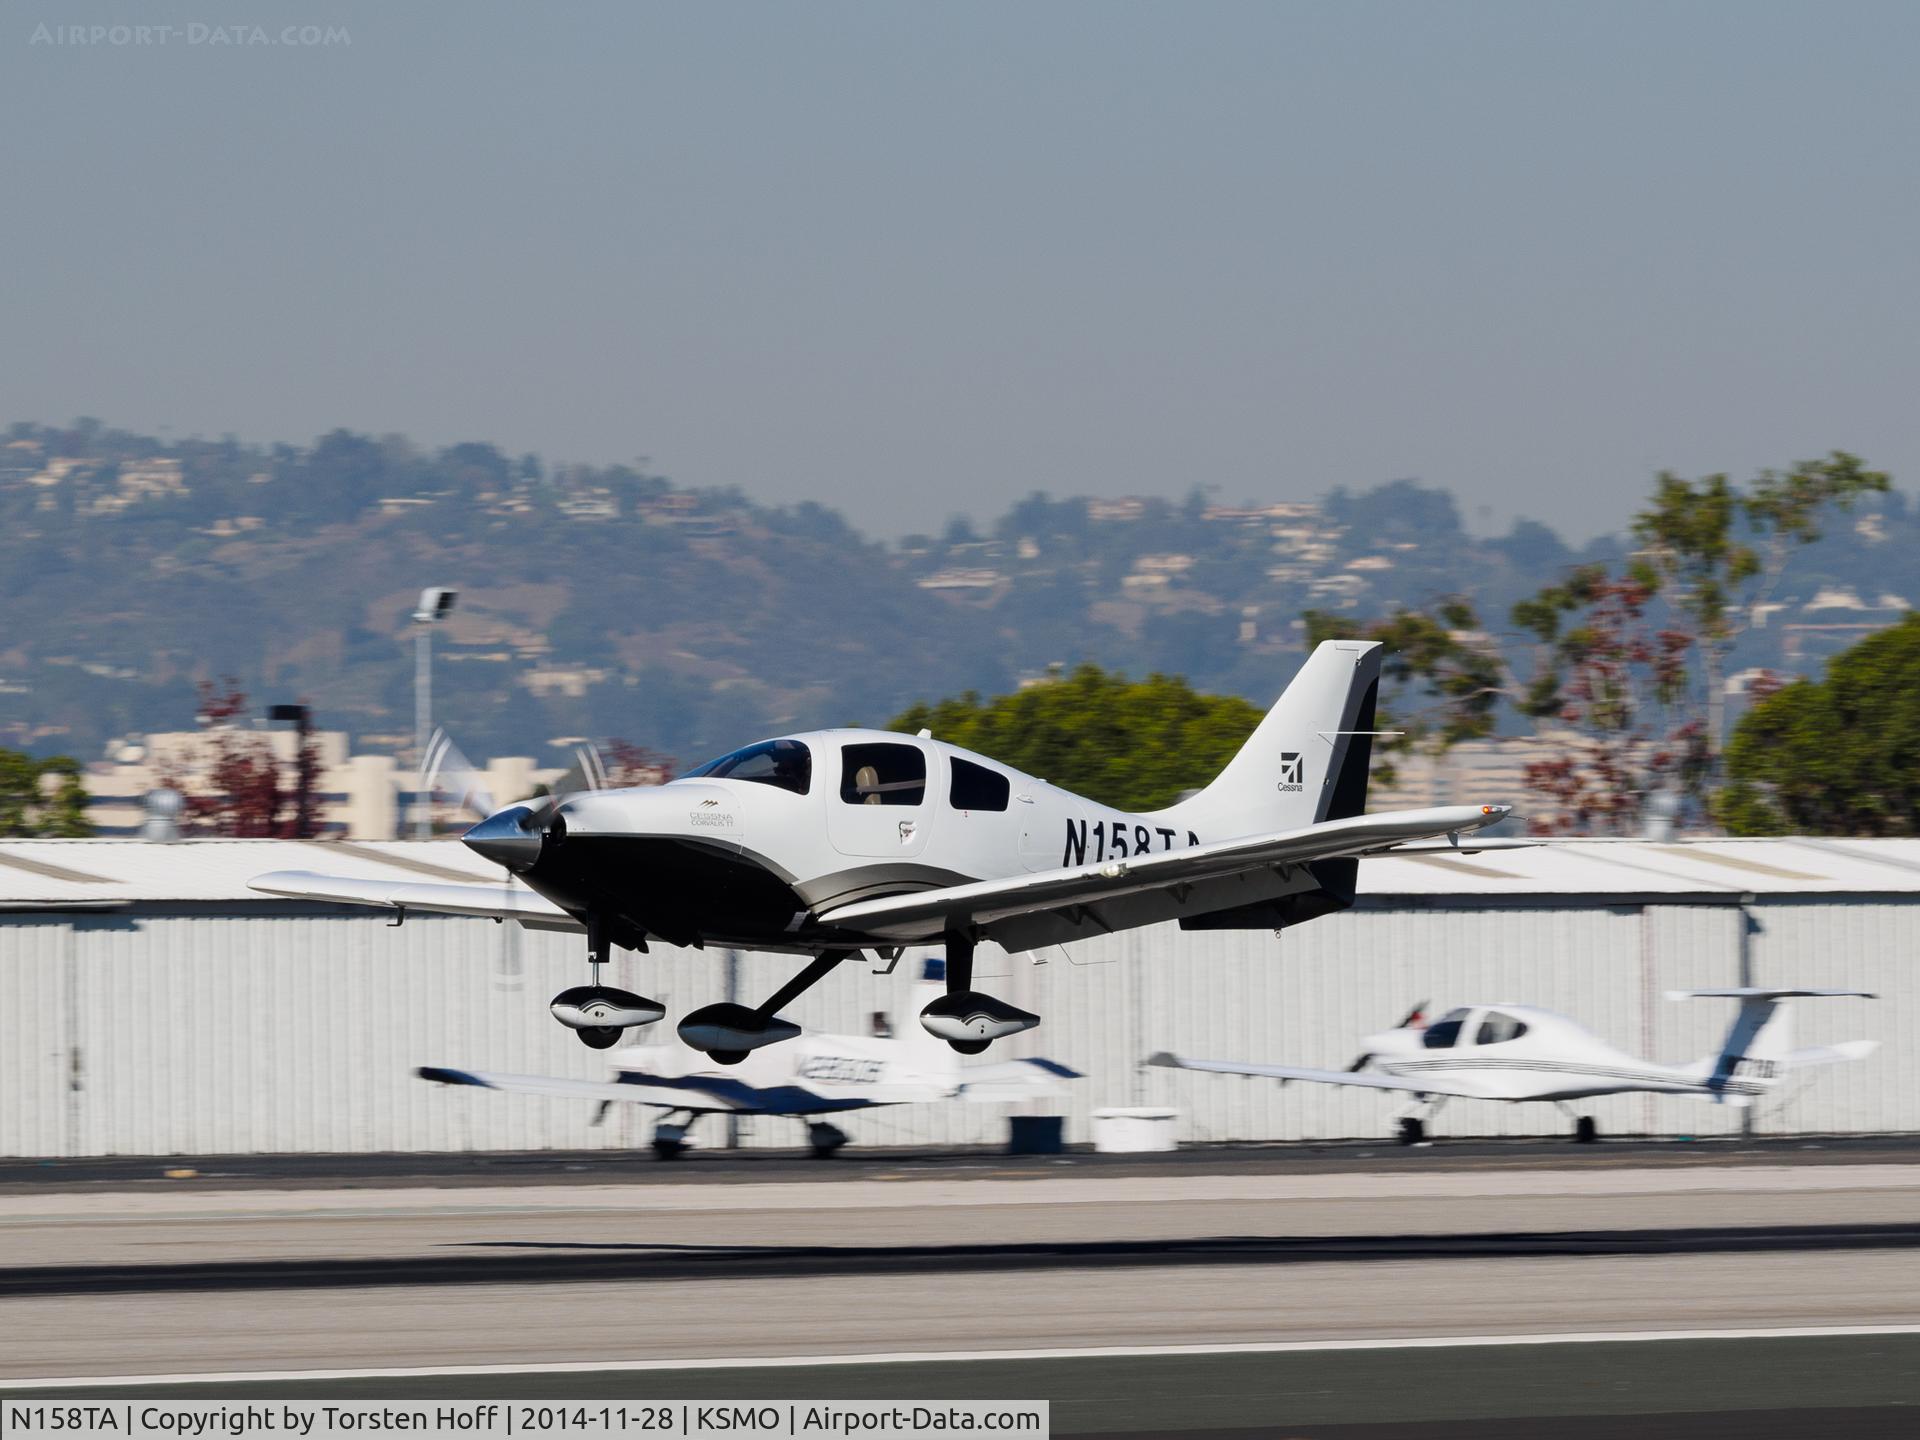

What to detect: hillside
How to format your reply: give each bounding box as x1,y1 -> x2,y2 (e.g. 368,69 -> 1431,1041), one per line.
3,419 -> 1912,770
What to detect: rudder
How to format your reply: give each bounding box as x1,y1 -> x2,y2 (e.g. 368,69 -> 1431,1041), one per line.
1155,640 -> 1383,841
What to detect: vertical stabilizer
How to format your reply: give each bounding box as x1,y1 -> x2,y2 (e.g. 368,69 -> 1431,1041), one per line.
1671,988 -> 1876,1099
1154,640 -> 1383,841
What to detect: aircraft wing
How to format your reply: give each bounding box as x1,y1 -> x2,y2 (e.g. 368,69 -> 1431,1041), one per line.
416,1066 -> 876,1115
954,1057 -> 1081,1101
251,871 -> 581,930
1147,1051 -> 1487,1098
815,804 -> 1510,946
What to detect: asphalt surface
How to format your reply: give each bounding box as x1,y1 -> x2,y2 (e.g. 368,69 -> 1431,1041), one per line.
4,1150 -> 1919,1435
4,1134 -> 1917,1193
10,1340 -> 1920,1437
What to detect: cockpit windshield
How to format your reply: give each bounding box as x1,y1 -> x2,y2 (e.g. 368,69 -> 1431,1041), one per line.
683,738 -> 812,796
1476,1011 -> 1529,1045
1421,1007 -> 1473,1050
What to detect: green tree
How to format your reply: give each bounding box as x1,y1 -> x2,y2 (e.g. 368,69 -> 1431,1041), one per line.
0,749 -> 91,837
1511,565 -> 1702,834
888,666 -> 1264,812
1631,451 -> 1889,758
1302,600 -> 1505,785
1719,614 -> 1920,836
1514,452 -> 1889,831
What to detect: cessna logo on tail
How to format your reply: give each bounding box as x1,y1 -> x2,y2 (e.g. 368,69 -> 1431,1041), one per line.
1277,752 -> 1304,791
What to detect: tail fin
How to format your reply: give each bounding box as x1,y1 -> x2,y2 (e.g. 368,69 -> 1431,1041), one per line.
1155,640 -> 1383,840
1670,988 -> 1877,1099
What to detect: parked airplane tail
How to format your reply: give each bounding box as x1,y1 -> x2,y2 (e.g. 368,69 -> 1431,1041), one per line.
1154,640 -> 1384,842
1670,987 -> 1878,1100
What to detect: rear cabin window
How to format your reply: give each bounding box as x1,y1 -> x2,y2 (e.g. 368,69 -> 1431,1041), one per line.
1477,1012 -> 1529,1045
1422,1008 -> 1472,1049
949,757 -> 1011,812
840,742 -> 927,806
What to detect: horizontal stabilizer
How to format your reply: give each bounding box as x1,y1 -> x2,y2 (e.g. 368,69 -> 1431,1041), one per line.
1666,988 -> 1877,1001
1783,1040 -> 1880,1069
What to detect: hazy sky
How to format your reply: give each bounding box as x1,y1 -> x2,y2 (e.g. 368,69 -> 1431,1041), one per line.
4,1 -> 1916,541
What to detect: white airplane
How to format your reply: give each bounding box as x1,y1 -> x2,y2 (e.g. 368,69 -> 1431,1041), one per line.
1151,989 -> 1878,1144
418,959 -> 1077,1158
252,639 -> 1512,1061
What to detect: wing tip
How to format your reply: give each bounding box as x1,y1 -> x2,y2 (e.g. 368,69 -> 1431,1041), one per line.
416,1065 -> 490,1088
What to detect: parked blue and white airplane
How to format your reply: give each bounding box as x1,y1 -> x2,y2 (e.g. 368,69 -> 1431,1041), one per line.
1152,988 -> 1878,1143
253,640 -> 1512,1061
419,960 -> 1076,1158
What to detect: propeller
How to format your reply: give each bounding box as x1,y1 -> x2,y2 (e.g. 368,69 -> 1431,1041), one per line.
423,727 -> 610,868
1345,999 -> 1428,1072
421,729 -> 497,821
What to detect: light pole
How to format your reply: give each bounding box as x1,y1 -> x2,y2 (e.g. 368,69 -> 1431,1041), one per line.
412,586 -> 458,838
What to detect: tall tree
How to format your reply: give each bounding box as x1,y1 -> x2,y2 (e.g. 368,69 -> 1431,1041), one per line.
1513,452 -> 1889,832
1511,566 -> 1702,834
1718,614 -> 1920,836
1630,451 -> 1888,759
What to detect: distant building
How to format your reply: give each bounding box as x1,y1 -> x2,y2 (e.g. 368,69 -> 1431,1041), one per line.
82,729 -> 566,840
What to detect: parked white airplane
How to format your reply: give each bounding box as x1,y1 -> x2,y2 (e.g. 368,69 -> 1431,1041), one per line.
417,959 -> 1077,1157
1152,989 -> 1878,1143
252,640 -> 1512,1061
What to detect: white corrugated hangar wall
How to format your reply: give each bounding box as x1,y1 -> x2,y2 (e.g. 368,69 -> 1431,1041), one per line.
0,887 -> 1906,1157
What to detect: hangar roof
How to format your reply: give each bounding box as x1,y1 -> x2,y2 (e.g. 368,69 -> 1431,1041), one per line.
0,839 -> 500,909
2,835 -> 1919,910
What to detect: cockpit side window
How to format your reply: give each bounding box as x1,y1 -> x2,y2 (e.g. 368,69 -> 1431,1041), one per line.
949,757 -> 1011,812
839,742 -> 927,806
1422,1007 -> 1472,1050
1477,1012 -> 1529,1045
683,738 -> 811,795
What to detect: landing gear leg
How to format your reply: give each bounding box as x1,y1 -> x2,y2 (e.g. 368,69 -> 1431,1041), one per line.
1554,1102 -> 1599,1143
549,914 -> 664,1047
806,1121 -> 849,1159
679,953 -> 848,1063
919,932 -> 1041,1054
651,1112 -> 693,1160
1395,1095 -> 1445,1146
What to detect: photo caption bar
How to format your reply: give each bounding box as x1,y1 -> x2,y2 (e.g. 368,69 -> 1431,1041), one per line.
1,1402 -> 1048,1440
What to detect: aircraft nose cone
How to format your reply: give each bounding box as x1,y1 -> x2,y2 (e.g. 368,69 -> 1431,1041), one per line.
462,803 -> 544,871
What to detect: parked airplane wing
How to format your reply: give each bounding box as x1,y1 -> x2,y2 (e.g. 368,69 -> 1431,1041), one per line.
815,804 -> 1511,945
1146,1051 -> 1487,1098
954,1056 -> 1081,1101
416,1065 -> 877,1115
252,871 -> 581,929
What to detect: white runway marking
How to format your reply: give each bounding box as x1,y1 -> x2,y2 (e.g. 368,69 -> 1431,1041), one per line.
8,1325 -> 1920,1390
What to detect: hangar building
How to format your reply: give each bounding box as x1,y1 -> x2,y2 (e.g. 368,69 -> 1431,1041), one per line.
0,836 -> 1912,1156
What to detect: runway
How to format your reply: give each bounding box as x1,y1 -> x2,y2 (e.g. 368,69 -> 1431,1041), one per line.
4,1151 -> 1919,1434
